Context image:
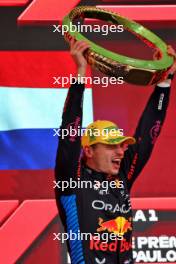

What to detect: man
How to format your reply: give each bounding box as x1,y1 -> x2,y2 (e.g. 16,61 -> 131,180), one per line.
55,39 -> 176,264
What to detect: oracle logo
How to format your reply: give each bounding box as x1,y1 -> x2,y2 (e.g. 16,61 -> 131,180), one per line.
92,200 -> 131,214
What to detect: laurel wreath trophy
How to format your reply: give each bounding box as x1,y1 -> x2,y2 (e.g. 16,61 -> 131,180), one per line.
63,6 -> 173,85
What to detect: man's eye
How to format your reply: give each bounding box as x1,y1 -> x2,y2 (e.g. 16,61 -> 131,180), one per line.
121,143 -> 128,151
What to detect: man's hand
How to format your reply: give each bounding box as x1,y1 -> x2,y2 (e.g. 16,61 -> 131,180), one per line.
153,45 -> 176,86
153,45 -> 176,75
167,45 -> 176,74
70,39 -> 90,78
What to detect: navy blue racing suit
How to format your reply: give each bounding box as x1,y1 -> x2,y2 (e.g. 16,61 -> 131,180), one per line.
55,78 -> 172,264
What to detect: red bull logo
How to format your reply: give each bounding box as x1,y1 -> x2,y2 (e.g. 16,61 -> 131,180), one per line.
97,216 -> 132,236
90,236 -> 118,252
89,236 -> 132,253
120,238 -> 132,252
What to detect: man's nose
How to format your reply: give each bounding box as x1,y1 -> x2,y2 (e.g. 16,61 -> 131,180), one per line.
115,145 -> 124,156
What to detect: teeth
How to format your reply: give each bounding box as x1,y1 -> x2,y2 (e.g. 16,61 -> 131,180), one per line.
112,158 -> 120,164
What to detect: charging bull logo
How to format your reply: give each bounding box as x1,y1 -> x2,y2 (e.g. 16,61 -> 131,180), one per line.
97,217 -> 132,236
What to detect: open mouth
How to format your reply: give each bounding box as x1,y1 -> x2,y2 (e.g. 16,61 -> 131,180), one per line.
112,158 -> 121,166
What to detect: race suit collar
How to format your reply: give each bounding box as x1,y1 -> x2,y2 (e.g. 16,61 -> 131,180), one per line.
82,164 -> 117,181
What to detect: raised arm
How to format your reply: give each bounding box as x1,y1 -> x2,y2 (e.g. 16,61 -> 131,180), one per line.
55,40 -> 90,188
121,46 -> 176,190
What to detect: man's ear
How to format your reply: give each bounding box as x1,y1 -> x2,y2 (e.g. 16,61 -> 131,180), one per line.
83,146 -> 94,159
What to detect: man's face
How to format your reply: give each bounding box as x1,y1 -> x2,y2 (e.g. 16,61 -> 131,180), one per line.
85,142 -> 128,175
